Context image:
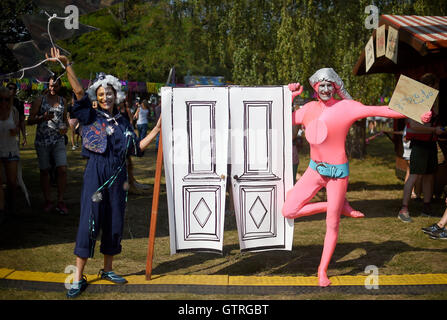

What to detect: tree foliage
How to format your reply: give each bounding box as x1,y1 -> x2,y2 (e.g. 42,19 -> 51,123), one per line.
3,0 -> 445,100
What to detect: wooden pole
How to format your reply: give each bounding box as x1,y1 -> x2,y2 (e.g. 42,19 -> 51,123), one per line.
145,130 -> 163,280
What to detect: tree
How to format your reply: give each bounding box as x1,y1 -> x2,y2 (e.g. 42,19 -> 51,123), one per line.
0,0 -> 36,74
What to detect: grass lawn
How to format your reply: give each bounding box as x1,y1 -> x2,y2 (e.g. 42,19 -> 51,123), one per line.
0,125 -> 446,300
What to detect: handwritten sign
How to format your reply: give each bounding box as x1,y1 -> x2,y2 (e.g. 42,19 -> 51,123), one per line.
388,75 -> 439,124
376,25 -> 386,57
365,36 -> 375,73
386,26 -> 398,64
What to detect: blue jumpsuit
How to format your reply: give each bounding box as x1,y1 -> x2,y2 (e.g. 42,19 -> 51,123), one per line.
73,94 -> 140,259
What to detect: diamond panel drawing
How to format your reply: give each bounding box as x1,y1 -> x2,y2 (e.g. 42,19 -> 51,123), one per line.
193,198 -> 212,228
249,196 -> 268,229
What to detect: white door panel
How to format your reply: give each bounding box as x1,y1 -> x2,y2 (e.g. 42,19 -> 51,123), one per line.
230,86 -> 294,252
162,87 -> 228,254
162,86 -> 293,254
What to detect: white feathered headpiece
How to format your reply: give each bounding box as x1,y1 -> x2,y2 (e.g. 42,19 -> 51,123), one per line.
86,72 -> 126,104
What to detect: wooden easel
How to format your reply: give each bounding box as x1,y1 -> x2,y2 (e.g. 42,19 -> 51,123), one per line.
145,67 -> 174,280
145,130 -> 163,280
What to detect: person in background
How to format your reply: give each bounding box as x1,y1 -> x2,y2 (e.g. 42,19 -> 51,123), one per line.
0,87 -> 21,223
7,82 -> 26,146
134,99 -> 150,141
421,197 -> 447,240
402,124 -> 423,200
28,75 -> 69,215
67,94 -> 81,150
398,73 -> 444,222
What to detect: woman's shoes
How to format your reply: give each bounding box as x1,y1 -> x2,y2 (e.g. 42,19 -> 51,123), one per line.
98,269 -> 128,284
66,275 -> 88,299
398,207 -> 412,223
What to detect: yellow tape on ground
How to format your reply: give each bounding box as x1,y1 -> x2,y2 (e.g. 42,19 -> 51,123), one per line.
1,268 -> 447,287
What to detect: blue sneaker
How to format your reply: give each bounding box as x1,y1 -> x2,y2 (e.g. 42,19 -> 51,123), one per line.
66,276 -> 88,299
422,223 -> 445,235
98,269 -> 128,284
430,229 -> 447,240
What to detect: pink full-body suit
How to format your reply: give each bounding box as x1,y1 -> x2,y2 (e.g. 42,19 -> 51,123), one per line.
282,81 -> 407,287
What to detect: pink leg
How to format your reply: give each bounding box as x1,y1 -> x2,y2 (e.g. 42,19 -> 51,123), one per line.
283,168 -> 363,219
282,168 -> 326,219
317,177 -> 348,287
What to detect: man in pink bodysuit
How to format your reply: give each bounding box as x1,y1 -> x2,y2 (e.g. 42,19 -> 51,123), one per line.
282,68 -> 430,287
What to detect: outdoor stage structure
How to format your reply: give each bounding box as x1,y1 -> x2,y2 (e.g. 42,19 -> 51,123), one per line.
146,86 -> 295,278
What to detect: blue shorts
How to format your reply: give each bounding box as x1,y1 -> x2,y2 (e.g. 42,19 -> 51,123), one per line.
35,140 -> 67,170
0,152 -> 20,163
309,159 -> 349,179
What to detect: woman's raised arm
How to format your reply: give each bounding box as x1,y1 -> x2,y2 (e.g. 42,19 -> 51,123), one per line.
46,47 -> 84,100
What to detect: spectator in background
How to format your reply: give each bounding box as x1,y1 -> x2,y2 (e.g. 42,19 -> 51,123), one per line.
28,75 -> 69,215
130,97 -> 140,127
402,124 -> 422,200
7,82 -> 26,146
118,98 -> 149,195
67,94 -> 80,150
421,197 -> 447,240
0,87 -> 21,222
134,99 -> 150,141
398,73 -> 444,223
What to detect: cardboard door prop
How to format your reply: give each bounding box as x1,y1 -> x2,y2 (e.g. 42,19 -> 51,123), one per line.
162,86 -> 294,254
229,87 -> 294,252
388,75 -> 439,124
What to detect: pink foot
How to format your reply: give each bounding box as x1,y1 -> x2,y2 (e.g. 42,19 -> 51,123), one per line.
341,200 -> 365,218
342,210 -> 365,218
318,269 -> 331,287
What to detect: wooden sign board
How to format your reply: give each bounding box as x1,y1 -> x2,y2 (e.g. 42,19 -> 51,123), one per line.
365,36 -> 375,73
388,75 -> 439,124
376,25 -> 386,57
385,25 -> 398,63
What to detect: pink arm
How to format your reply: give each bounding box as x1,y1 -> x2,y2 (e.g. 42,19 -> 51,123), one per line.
349,101 -> 432,123
292,105 -> 308,125
349,102 -> 406,121
288,83 -> 306,125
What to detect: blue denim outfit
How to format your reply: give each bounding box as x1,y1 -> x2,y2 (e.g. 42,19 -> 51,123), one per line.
72,94 -> 141,258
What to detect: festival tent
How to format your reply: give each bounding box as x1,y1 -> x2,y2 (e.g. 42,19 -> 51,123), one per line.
353,15 -> 447,78
353,15 -> 447,192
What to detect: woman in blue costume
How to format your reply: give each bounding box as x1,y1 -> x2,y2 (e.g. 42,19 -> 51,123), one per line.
47,48 -> 161,298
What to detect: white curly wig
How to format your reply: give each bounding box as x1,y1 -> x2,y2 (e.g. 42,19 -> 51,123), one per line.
86,73 -> 126,104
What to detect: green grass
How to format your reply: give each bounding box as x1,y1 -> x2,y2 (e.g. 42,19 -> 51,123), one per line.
0,127 -> 446,299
